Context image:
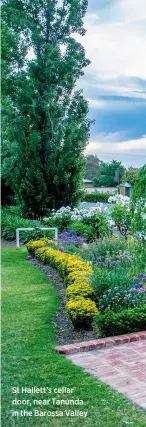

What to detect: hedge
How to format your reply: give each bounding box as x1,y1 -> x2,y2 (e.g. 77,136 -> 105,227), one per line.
82,193 -> 110,203
26,238 -> 98,328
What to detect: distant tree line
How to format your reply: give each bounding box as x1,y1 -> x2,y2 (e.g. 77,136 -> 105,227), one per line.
85,155 -> 139,187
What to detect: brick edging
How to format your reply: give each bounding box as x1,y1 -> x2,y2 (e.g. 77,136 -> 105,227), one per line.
55,331 -> 146,355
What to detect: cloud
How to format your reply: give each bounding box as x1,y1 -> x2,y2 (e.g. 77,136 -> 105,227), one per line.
75,0 -> 146,103
120,0 -> 146,22
85,133 -> 146,167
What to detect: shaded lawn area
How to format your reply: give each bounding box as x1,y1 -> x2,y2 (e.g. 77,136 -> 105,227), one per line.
2,248 -> 146,427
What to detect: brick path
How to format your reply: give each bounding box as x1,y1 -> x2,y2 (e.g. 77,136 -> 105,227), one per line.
67,340 -> 146,410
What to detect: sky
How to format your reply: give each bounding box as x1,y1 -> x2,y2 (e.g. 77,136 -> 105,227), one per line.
76,0 -> 146,167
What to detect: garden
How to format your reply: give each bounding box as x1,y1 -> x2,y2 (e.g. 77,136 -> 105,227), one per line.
2,167 -> 146,340
2,185 -> 146,426
2,0 -> 146,422
25,201 -> 146,339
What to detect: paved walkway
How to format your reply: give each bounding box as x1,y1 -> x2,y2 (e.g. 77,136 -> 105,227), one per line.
67,340 -> 146,410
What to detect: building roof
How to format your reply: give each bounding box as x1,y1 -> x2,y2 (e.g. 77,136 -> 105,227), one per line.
83,179 -> 92,183
124,182 -> 132,187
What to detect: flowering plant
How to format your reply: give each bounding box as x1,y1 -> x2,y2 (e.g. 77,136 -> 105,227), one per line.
66,297 -> 98,328
99,285 -> 146,313
59,230 -> 84,246
27,238 -> 95,328
108,194 -> 130,207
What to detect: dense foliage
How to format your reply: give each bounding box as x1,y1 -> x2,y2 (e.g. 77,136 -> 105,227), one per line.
1,208 -> 53,242
44,205 -> 110,238
2,0 -> 92,217
26,238 -> 97,328
26,235 -> 146,334
93,160 -> 125,187
121,167 -> 138,186
95,305 -> 146,337
132,165 -> 146,200
82,192 -> 111,202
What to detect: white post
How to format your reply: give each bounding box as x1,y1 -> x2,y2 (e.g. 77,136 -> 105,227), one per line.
16,229 -> 20,248
54,228 -> 58,244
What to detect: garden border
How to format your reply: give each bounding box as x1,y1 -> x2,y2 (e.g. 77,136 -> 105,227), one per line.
55,331 -> 146,354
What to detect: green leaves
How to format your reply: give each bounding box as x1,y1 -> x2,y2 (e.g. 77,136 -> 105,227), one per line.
2,0 -> 92,216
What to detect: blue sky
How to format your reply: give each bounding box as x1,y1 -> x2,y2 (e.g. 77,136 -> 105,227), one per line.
76,0 -> 146,167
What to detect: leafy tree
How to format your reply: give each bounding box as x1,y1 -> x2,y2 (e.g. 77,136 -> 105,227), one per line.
2,0 -> 92,217
121,167 -> 138,186
93,160 -> 125,187
85,155 -> 100,180
132,165 -> 146,200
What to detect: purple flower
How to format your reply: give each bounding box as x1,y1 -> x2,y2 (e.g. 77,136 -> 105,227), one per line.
58,246 -> 65,252
135,283 -> 142,289
59,230 -> 84,246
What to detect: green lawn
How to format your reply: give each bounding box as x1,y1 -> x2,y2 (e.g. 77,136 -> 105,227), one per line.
2,248 -> 146,427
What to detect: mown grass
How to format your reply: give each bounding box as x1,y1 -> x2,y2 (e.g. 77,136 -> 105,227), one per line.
2,248 -> 146,427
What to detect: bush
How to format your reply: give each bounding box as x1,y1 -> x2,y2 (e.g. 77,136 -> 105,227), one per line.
43,212 -> 71,232
111,204 -> 131,228
83,212 -> 110,238
68,221 -> 95,242
95,305 -> 146,337
1,208 -> 54,242
82,193 -> 110,203
26,238 -> 53,255
66,297 -> 98,328
27,238 -> 95,329
66,283 -> 95,300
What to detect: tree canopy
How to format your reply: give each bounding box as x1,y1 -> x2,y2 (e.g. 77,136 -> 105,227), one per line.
132,165 -> 146,200
121,167 -> 138,186
2,0 -> 92,217
93,160 -> 125,187
85,155 -> 100,180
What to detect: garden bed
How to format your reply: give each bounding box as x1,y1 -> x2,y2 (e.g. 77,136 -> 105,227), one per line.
27,255 -> 98,345
26,236 -> 146,338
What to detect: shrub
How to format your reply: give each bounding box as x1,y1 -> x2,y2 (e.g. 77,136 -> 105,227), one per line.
43,211 -> 72,232
26,238 -> 51,254
66,297 -> 98,328
27,238 -> 95,330
82,193 -> 110,203
83,212 -> 110,238
66,271 -> 91,285
111,204 -> 131,228
94,305 -> 146,337
68,221 -> 95,242
1,208 -> 54,242
66,283 -> 95,300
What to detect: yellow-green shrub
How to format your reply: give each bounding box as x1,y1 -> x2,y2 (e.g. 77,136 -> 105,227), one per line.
66,282 -> 95,300
35,247 -> 49,262
26,239 -> 96,329
66,297 -> 98,328
26,238 -> 52,254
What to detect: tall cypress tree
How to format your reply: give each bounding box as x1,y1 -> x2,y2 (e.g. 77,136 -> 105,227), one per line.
2,0 -> 92,217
